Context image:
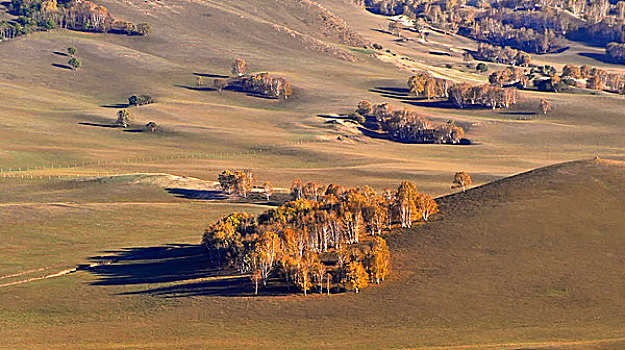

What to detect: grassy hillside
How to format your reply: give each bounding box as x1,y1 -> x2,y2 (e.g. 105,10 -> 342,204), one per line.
1,0 -> 625,348
0,0 -> 623,196
1,159 -> 624,349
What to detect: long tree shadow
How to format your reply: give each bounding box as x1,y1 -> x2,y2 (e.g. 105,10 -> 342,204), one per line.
52,63 -> 73,70
578,52 -> 619,64
166,188 -> 291,206
87,243 -> 292,297
89,244 -> 217,286
100,103 -> 130,108
53,51 -> 69,57
175,84 -> 280,100
166,188 -> 227,200
193,72 -> 230,78
78,122 -> 118,128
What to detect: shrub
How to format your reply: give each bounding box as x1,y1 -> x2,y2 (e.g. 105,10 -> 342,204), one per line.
128,95 -> 153,106
476,63 -> 488,73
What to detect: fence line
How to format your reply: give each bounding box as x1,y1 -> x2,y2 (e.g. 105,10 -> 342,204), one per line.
0,139 -> 331,179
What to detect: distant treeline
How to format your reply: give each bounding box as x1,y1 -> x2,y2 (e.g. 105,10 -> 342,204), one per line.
0,0 -> 149,40
351,0 -> 625,59
347,99 -> 468,144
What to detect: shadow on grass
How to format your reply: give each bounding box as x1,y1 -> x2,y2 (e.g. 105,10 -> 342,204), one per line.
79,122 -> 118,128
52,63 -> 73,70
122,129 -> 144,133
499,111 -> 536,116
166,188 -> 291,206
87,243 -> 292,297
100,103 -> 130,108
166,188 -> 227,200
53,51 -> 69,57
578,52 -> 619,64
193,72 -> 230,78
175,84 -> 217,92
175,84 -> 279,100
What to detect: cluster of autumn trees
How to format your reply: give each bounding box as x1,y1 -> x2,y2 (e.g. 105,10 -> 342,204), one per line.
348,100 -> 467,144
354,0 -> 625,59
218,169 -> 258,198
1,0 -> 149,40
201,59 -> 293,99
202,178 -> 439,295
472,43 -> 531,66
407,71 -> 520,109
529,63 -> 625,94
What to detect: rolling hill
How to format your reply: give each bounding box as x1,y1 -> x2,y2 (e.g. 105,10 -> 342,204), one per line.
1,0 -> 625,348
1,158 -> 624,349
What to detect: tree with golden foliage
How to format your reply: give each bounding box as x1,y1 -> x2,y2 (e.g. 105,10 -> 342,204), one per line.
116,109 -> 131,128
234,169 -> 255,198
365,236 -> 390,284
587,75 -> 603,91
232,58 -> 246,77
415,193 -> 438,221
345,260 -> 369,293
540,99 -> 552,114
218,170 -> 236,194
395,181 -> 420,227
452,172 -> 472,192
251,269 -> 262,295
263,181 -> 274,201
291,179 -> 303,200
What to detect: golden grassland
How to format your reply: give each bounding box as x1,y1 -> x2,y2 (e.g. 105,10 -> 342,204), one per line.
0,0 -> 624,348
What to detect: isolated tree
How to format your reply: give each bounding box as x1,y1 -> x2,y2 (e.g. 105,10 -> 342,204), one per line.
232,58 -> 247,77
214,78 -> 228,92
452,172 -> 472,192
68,57 -> 81,70
196,76 -> 203,87
540,99 -> 552,115
251,269 -> 262,295
116,109 -> 131,128
136,22 -> 151,36
145,121 -> 158,133
476,62 -> 488,73
67,46 -> 76,56
263,181 -> 274,201
388,20 -> 402,37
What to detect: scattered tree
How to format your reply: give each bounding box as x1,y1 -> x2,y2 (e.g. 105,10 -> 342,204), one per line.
68,57 -> 81,70
116,109 -> 131,128
145,121 -> 158,132
213,78 -> 228,92
232,58 -> 247,77
452,172 -> 472,191
540,99 -> 552,114
67,46 -> 76,56
263,181 -> 274,201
